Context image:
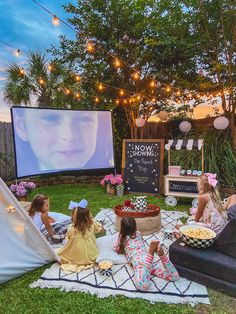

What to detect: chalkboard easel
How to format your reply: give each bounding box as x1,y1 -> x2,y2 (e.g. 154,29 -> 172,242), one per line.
122,139 -> 164,194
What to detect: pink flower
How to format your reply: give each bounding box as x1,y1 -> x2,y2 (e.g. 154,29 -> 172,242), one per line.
16,186 -> 27,197
10,184 -> 17,192
27,182 -> 36,190
100,178 -> 105,186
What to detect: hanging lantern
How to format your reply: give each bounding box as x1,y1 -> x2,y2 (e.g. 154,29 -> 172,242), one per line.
135,117 -> 145,128
213,116 -> 229,130
158,111 -> 168,121
179,121 -> 192,133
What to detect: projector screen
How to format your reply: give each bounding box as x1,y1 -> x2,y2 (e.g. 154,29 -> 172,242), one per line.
11,107 -> 114,177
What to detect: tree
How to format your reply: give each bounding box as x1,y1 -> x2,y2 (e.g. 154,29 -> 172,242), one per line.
50,0 -> 195,138
51,0 -> 235,142
4,52 -> 83,109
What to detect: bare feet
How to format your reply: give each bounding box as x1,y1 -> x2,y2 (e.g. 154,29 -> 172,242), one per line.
174,232 -> 181,240
156,242 -> 165,256
148,240 -> 159,256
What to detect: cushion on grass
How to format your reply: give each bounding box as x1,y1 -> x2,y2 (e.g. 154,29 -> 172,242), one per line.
96,234 -> 128,264
169,239 -> 236,284
214,220 -> 236,258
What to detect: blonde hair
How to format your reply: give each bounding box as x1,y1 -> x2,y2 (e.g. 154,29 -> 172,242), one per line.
198,175 -> 225,217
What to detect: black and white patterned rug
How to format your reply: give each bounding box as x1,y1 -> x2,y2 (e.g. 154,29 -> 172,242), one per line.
30,209 -> 210,305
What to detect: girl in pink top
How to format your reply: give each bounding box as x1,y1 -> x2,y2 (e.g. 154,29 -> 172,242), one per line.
114,217 -> 179,291
192,173 -> 227,234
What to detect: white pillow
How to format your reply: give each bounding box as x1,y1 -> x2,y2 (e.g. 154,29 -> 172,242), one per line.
96,234 -> 128,264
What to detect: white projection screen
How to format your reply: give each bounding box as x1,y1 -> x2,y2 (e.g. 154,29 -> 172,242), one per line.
11,107 -> 115,178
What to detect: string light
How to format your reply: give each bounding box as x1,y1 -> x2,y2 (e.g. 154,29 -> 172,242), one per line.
114,58 -> 121,68
98,83 -> 104,91
119,89 -> 125,96
115,100 -> 119,105
95,96 -> 99,103
38,78 -> 45,85
133,72 -> 140,80
166,86 -> 171,92
65,88 -> 71,95
188,93 -> 193,98
176,90 -> 181,96
150,80 -> 155,88
75,75 -> 81,82
86,42 -> 94,52
19,68 -> 25,76
52,15 -> 60,26
137,95 -> 141,101
151,97 -> 156,102
47,64 -> 53,71
124,99 -> 127,104
75,93 -> 80,99
15,49 -> 21,57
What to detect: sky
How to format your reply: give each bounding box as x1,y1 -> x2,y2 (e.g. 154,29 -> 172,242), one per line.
0,0 -> 222,122
0,0 -> 76,122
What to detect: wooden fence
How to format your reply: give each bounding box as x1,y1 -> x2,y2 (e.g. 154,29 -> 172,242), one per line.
0,122 -> 15,180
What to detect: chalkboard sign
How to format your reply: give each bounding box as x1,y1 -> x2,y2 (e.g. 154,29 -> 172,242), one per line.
122,139 -> 164,194
169,180 -> 198,194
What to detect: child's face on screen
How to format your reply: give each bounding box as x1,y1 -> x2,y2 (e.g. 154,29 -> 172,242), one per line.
15,109 -> 98,170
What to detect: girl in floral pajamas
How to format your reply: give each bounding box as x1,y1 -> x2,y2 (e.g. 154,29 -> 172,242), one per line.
114,217 -> 179,291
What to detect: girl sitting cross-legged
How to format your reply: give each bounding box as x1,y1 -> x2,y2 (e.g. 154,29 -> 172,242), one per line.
114,217 -> 179,291
57,199 -> 104,273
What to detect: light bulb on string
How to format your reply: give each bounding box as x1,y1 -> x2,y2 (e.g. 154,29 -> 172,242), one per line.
151,97 -> 156,102
166,86 -> 171,92
15,49 -> 21,57
65,88 -> 71,95
115,100 -> 119,105
95,96 -> 99,103
124,99 -> 127,104
188,93 -> 193,98
47,64 -> 53,71
176,90 -> 181,96
133,72 -> 140,80
98,83 -> 104,91
86,42 -> 94,52
119,89 -> 125,96
38,78 -> 45,86
114,58 -> 121,68
137,95 -> 141,101
150,80 -> 156,88
75,93 -> 80,99
75,75 -> 81,82
52,15 -> 60,26
19,68 -> 25,76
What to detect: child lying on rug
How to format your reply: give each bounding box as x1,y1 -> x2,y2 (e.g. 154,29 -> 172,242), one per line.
114,217 -> 179,291
175,173 -> 227,236
56,199 -> 104,273
28,194 -> 70,243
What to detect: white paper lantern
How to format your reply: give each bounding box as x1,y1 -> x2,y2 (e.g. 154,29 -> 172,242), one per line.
158,111 -> 168,121
179,121 -> 192,133
213,116 -> 229,130
135,117 -> 145,128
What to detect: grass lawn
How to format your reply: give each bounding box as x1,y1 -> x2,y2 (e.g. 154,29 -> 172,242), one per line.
0,183 -> 235,314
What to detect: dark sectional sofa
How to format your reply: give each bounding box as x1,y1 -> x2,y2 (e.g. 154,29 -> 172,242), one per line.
169,238 -> 236,297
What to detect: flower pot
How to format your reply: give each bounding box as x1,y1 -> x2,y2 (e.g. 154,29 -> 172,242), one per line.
116,184 -> 124,197
110,187 -> 116,195
18,195 -> 28,201
106,184 -> 111,194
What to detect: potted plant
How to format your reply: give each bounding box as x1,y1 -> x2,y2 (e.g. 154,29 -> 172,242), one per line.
10,181 -> 36,201
100,174 -> 124,196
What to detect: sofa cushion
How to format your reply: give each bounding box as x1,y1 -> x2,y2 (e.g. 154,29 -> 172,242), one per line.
214,220 -> 236,258
175,264 -> 236,297
169,239 -> 236,284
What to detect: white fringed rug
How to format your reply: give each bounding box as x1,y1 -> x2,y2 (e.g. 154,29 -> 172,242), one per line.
30,209 -> 210,305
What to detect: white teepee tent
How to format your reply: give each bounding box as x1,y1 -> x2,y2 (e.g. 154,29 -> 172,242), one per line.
0,177 -> 59,283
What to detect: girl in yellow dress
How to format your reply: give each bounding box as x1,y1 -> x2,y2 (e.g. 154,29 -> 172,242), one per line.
57,199 -> 103,273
